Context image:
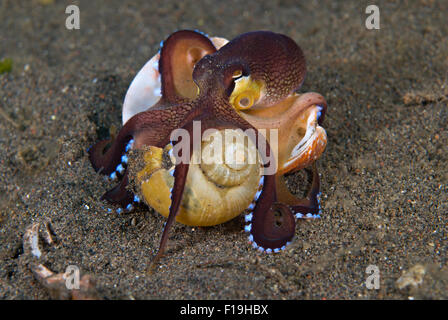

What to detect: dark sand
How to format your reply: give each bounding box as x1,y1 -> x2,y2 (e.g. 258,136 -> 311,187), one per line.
0,0 -> 447,299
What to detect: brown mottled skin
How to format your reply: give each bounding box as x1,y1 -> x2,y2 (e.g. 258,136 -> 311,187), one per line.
89,30 -> 324,261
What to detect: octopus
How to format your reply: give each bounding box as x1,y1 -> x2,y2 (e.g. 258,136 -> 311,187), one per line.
88,30 -> 328,263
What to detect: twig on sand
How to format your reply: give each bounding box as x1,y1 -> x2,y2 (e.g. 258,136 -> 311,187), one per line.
0,104 -> 20,129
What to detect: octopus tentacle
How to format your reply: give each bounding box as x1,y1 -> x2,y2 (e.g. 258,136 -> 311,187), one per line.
101,172 -> 135,209
90,106 -> 193,174
159,30 -> 216,103
152,161 -> 190,264
90,105 -> 195,209
276,162 -> 321,219
151,121 -> 196,264
88,131 -> 133,176
245,171 -> 296,252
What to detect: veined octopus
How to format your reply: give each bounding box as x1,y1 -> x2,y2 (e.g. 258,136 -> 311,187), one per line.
88,30 -> 328,262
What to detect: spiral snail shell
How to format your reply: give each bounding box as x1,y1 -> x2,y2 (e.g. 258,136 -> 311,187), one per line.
129,128 -> 263,226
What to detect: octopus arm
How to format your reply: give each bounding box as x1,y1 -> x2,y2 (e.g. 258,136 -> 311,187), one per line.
159,30 -> 217,103
276,162 -> 322,218
89,105 -> 194,209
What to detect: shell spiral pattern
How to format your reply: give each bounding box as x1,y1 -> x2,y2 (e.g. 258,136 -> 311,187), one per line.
132,128 -> 263,227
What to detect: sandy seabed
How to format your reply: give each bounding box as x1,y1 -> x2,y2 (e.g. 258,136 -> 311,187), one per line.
0,0 -> 447,299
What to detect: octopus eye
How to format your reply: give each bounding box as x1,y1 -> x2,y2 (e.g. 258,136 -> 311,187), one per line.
232,69 -> 243,79
234,91 -> 255,110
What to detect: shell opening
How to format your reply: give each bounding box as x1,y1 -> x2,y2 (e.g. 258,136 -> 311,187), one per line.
229,76 -> 264,111
282,104 -> 327,171
234,91 -> 256,110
